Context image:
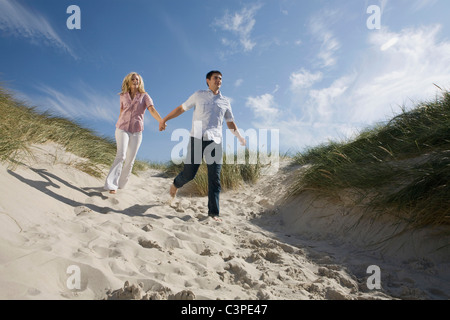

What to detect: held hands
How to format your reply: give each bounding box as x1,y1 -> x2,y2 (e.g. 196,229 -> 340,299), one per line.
159,120 -> 167,132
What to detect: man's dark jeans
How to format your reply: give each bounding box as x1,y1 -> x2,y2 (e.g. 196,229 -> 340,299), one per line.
173,137 -> 222,216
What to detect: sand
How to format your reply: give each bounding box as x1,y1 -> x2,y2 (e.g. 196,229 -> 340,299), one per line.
0,142 -> 448,300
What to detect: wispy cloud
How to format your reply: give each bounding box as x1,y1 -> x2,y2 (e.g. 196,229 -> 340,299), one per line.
308,10 -> 341,68
290,69 -> 323,90
0,0 -> 76,58
214,3 -> 263,53
410,0 -> 438,11
234,79 -> 244,87
22,83 -> 118,125
160,12 -> 205,64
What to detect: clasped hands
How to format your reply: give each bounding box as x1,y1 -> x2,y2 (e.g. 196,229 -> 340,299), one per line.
159,120 -> 167,132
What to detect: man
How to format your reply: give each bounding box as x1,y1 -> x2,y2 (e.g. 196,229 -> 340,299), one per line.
159,71 -> 246,222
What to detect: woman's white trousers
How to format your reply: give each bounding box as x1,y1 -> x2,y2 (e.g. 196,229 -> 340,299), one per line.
104,128 -> 142,191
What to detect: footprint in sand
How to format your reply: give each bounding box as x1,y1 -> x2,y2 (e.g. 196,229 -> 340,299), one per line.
74,206 -> 93,216
108,197 -> 120,205
84,194 -> 119,206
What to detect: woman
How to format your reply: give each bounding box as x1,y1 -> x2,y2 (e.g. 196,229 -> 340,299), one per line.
104,72 -> 165,194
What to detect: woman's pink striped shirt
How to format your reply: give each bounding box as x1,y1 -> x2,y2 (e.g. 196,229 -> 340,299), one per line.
116,92 -> 154,133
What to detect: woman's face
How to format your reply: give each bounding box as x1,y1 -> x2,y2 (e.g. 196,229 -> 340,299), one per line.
129,74 -> 140,91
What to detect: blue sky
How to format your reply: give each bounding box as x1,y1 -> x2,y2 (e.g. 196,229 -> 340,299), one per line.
1,0 -> 450,163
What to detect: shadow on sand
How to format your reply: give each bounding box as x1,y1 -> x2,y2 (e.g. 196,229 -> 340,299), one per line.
8,168 -> 159,216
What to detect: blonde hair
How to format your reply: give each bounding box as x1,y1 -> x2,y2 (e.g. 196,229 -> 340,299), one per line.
120,72 -> 146,95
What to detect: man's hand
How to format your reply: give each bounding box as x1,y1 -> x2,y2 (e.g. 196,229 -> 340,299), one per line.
227,122 -> 246,146
238,136 -> 246,146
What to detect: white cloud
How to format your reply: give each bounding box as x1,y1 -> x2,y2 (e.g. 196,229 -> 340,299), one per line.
278,118 -> 359,152
214,3 -> 262,53
263,24 -> 450,154
246,93 -> 279,124
308,10 -> 341,68
292,25 -> 450,128
380,37 -> 399,51
308,75 -> 353,121
234,79 -> 244,87
348,24 -> 450,123
290,69 -> 323,90
0,0 -> 76,58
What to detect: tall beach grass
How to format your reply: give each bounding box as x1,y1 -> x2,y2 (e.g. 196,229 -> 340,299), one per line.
164,149 -> 264,196
288,91 -> 450,229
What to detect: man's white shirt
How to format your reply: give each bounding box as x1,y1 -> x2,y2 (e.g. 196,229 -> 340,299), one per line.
182,89 -> 235,144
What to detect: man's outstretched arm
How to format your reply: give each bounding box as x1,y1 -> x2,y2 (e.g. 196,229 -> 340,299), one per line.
159,105 -> 185,131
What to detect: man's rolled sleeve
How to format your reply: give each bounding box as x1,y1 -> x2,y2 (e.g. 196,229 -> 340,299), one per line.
224,108 -> 235,123
182,92 -> 197,111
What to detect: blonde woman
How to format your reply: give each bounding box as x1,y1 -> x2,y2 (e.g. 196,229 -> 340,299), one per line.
105,72 -> 165,194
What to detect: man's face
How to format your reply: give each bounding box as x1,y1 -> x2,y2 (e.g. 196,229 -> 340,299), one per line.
207,73 -> 222,91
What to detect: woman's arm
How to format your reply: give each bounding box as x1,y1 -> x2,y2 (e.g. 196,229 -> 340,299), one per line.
147,105 -> 167,131
147,105 -> 163,122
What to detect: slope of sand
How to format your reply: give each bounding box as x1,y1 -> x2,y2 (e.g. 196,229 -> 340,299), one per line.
0,143 -> 448,300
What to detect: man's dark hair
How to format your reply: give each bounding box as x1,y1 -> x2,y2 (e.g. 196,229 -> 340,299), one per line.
206,70 -> 222,80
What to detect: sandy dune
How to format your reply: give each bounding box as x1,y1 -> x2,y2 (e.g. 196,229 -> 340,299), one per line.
0,143 -> 448,300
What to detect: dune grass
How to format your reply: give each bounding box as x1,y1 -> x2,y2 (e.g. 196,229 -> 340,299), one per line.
164,150 -> 263,196
288,91 -> 450,229
0,86 -> 156,178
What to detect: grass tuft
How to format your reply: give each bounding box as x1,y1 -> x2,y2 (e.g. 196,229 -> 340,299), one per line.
164,149 -> 266,196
